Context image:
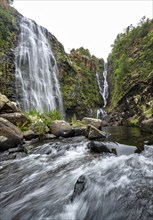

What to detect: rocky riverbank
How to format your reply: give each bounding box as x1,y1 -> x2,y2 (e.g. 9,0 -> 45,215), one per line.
1,93 -> 153,162
0,93 -> 109,158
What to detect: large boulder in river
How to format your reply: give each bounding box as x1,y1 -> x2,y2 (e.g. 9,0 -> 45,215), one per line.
0,112 -> 30,127
88,141 -> 137,156
86,125 -> 107,140
0,93 -> 20,113
50,120 -> 73,137
88,141 -> 112,153
82,117 -> 102,129
0,117 -> 23,151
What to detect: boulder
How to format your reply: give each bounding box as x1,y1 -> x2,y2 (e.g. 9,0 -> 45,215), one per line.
82,117 -> 102,129
86,125 -> 107,140
71,175 -> 87,202
72,126 -> 86,136
50,120 -> 73,137
0,117 -> 23,151
140,118 -> 153,133
87,141 -> 112,153
23,129 -> 38,141
88,141 -> 137,156
0,93 -> 20,113
0,112 -> 30,126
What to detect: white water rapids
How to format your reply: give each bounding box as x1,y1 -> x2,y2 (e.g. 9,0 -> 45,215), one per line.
1,127 -> 153,220
15,16 -> 64,115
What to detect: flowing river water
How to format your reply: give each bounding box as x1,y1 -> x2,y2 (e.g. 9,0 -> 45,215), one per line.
0,126 -> 153,220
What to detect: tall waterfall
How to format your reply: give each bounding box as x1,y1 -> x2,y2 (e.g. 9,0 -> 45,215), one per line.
96,62 -> 109,118
15,16 -> 64,115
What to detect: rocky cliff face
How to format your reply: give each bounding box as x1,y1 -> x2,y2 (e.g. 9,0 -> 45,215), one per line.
51,46 -> 104,119
107,18 -> 153,126
0,1 -> 104,120
0,2 -> 19,100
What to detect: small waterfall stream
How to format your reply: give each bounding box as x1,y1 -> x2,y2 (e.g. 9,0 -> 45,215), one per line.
96,62 -> 109,118
102,63 -> 109,108
15,16 -> 64,115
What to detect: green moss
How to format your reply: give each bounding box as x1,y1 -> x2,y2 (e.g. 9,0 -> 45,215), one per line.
52,46 -> 104,119
0,1 -> 18,98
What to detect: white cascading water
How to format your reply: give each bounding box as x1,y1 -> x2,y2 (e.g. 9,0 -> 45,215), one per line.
96,62 -> 109,118
15,16 -> 64,115
102,62 -> 109,107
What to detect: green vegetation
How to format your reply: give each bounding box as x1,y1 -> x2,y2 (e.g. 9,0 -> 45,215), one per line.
107,17 -> 153,114
71,114 -> 84,127
19,109 -> 62,136
49,34 -> 104,119
0,0 -> 18,98
58,47 -> 104,119
27,108 -> 62,125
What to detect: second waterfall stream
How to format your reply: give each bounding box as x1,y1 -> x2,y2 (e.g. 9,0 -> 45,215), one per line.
96,62 -> 109,118
15,16 -> 64,115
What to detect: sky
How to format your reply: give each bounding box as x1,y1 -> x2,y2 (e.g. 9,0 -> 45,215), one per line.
13,0 -> 153,60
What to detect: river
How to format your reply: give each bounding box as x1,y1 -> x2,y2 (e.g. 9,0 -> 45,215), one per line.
0,126 -> 153,220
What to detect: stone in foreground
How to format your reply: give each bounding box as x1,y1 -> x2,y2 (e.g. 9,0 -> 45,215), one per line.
50,120 -> 73,137
71,175 -> 87,202
88,141 -> 137,156
0,117 -> 23,151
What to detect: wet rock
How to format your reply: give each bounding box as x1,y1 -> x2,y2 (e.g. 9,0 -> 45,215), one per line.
144,136 -> 153,145
50,120 -> 73,138
88,141 -> 112,153
0,93 -> 20,113
0,117 -> 23,151
23,144 -> 36,154
140,118 -> 153,133
8,147 -> 23,154
60,129 -> 74,138
44,134 -> 57,140
88,141 -> 137,156
0,112 -> 30,127
86,125 -> 107,140
71,175 -> 87,202
23,129 -> 38,141
82,117 -> 102,129
72,126 -> 86,136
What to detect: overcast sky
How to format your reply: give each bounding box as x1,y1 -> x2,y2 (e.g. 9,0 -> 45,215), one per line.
13,0 -> 153,60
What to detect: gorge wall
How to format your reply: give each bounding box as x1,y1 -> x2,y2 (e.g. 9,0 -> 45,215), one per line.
0,1 -> 104,120
107,17 -> 153,126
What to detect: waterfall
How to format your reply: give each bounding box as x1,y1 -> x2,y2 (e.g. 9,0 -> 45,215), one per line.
15,16 -> 64,116
102,63 -> 109,108
96,62 -> 109,118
